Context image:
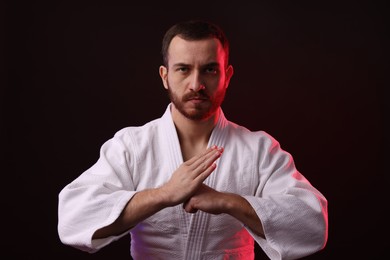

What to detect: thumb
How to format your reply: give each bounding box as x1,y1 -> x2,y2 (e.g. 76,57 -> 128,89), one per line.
183,199 -> 198,214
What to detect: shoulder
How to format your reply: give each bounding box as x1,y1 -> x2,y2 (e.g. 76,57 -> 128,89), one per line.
113,118 -> 161,142
226,120 -> 282,152
227,121 -> 275,141
97,118 -> 162,159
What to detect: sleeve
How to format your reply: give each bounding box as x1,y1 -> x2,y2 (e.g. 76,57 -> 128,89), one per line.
57,129 -> 137,253
244,133 -> 328,260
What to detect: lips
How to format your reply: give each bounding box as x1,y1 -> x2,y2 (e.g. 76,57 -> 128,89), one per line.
184,94 -> 208,102
189,97 -> 207,101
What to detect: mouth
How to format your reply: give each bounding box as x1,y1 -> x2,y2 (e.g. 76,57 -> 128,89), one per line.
185,94 -> 208,101
189,96 -> 207,100
187,96 -> 208,104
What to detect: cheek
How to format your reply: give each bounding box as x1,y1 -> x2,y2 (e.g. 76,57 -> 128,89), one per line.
168,74 -> 181,86
168,76 -> 188,92
210,77 -> 226,91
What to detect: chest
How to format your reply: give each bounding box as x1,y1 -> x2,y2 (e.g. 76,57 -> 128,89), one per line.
180,142 -> 208,162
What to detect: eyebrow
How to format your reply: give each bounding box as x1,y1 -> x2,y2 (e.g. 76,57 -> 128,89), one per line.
172,63 -> 190,68
172,62 -> 220,68
203,62 -> 220,68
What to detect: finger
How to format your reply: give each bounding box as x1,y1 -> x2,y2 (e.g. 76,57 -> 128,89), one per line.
185,145 -> 218,166
194,162 -> 217,182
189,146 -> 223,171
191,149 -> 222,173
183,199 -> 198,213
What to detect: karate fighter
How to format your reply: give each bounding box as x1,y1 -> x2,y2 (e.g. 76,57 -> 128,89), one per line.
58,20 -> 328,259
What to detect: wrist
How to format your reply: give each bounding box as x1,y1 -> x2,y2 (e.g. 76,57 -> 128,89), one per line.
155,186 -> 174,208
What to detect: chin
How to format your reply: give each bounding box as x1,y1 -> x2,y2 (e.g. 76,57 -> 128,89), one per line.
187,108 -> 216,121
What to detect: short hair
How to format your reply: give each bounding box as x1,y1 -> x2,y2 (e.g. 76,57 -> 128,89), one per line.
161,20 -> 230,68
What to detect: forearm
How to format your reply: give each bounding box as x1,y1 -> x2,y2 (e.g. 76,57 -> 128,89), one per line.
223,193 -> 265,238
182,184 -> 265,237
93,187 -> 168,239
93,147 -> 222,239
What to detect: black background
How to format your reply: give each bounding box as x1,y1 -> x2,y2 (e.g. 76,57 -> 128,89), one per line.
4,1 -> 387,259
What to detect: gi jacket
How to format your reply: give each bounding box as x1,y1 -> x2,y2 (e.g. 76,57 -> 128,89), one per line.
58,103 -> 328,260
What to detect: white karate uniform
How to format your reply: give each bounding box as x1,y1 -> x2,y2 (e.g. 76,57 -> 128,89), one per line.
58,103 -> 328,260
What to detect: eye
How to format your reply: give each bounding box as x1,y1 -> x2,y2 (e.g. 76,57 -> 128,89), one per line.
204,67 -> 218,74
177,67 -> 189,73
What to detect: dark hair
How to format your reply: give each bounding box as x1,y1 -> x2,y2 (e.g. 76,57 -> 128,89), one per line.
161,20 -> 230,68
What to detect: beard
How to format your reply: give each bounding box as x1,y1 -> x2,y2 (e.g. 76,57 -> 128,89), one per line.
166,81 -> 226,121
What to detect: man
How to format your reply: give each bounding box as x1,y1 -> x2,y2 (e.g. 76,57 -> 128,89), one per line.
58,20 -> 328,259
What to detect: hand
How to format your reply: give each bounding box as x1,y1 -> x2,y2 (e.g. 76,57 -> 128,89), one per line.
183,184 -> 227,214
159,146 -> 223,207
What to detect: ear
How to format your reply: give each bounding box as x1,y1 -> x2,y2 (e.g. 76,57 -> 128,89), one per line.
224,65 -> 234,88
159,65 -> 169,90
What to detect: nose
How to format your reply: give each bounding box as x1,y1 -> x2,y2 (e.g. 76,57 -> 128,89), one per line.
189,72 -> 205,92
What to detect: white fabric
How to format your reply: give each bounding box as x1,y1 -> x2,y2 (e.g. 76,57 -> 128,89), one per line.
58,103 -> 328,260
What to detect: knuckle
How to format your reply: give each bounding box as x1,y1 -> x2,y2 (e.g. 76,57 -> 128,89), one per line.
201,162 -> 207,171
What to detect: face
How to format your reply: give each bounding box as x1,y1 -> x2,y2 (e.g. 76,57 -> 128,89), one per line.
159,36 -> 233,121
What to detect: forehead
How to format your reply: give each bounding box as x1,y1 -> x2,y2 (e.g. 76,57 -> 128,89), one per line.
167,36 -> 226,67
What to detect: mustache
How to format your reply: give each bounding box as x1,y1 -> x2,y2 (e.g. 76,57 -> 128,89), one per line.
183,91 -> 209,101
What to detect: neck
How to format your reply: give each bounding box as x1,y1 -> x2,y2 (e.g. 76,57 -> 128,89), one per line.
171,104 -> 220,160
